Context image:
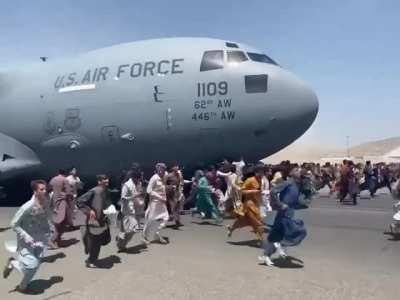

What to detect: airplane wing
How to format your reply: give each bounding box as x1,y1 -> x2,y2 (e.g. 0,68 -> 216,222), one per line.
0,132 -> 41,180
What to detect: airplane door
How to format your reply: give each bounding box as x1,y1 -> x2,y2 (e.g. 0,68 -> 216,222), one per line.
101,126 -> 120,144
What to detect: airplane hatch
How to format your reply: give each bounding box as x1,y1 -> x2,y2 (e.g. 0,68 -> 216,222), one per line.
101,126 -> 121,144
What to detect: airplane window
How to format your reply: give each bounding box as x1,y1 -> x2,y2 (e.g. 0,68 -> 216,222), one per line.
227,51 -> 248,63
245,74 -> 268,93
200,50 -> 224,72
247,52 -> 278,66
225,42 -> 239,48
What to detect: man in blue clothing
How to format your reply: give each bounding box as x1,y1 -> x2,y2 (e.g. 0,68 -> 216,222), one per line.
258,168 -> 307,267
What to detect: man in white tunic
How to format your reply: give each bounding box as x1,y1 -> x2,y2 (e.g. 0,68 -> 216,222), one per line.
142,163 -> 169,245
261,168 -> 272,216
3,180 -> 52,292
65,167 -> 83,227
232,157 -> 246,183
116,166 -> 145,251
217,163 -> 241,215
66,167 -> 83,200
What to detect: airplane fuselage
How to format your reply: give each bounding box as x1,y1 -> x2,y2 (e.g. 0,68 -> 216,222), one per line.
0,38 -> 318,179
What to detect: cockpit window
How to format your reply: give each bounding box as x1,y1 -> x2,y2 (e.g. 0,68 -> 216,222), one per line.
245,74 -> 268,93
247,52 -> 278,66
227,51 -> 248,63
225,42 -> 239,48
200,50 -> 224,72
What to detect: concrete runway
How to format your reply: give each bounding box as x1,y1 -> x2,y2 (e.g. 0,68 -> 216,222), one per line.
0,188 -> 399,299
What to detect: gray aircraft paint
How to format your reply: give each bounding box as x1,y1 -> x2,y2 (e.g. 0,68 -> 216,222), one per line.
0,38 -> 318,180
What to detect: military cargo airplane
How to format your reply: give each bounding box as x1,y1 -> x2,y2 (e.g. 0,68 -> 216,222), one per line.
0,37 -> 318,188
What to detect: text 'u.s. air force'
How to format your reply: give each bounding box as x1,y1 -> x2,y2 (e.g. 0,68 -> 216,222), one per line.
54,59 -> 184,89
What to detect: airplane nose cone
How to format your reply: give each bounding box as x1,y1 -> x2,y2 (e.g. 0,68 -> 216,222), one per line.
294,82 -> 319,129
275,69 -> 319,136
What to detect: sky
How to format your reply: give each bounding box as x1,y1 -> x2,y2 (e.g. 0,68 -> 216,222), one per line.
0,0 -> 399,149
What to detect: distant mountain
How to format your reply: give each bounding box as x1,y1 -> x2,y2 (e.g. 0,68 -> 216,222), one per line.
263,136 -> 400,163
348,137 -> 400,156
262,142 -> 339,164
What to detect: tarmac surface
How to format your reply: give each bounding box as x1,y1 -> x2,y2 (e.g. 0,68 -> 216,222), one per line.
0,187 -> 399,300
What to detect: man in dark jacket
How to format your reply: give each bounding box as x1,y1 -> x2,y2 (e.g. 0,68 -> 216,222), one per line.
76,175 -> 112,268
364,161 -> 377,197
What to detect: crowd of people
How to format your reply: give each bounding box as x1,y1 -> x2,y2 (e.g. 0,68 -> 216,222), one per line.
3,158 -> 400,292
301,160 -> 399,204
